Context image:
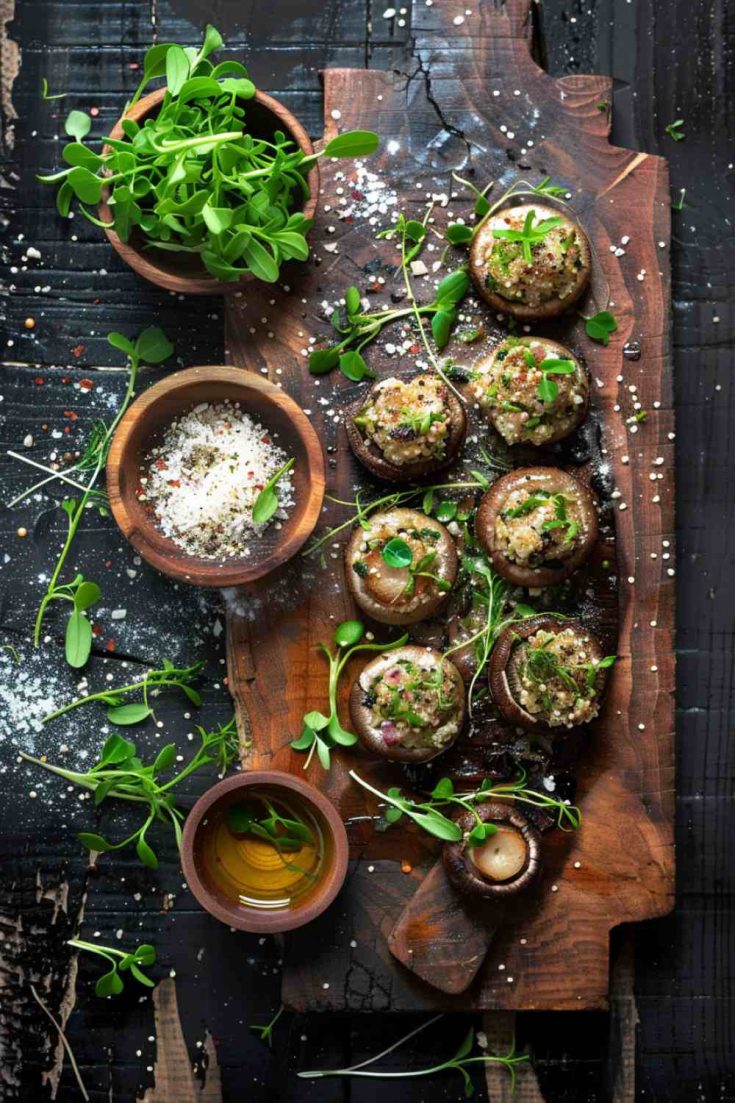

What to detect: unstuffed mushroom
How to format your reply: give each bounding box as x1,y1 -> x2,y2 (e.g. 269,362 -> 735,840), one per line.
489,614 -> 614,732
469,336 -> 589,446
349,645 -> 465,763
346,508 -> 457,625
470,202 -> 591,320
347,374 -> 467,481
443,801 -> 541,898
475,467 -> 598,587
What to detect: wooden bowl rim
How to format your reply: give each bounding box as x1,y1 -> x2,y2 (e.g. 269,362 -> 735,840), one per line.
106,365 -> 326,587
99,86 -> 319,295
180,770 -> 349,933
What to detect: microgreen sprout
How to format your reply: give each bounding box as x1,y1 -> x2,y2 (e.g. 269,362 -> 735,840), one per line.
583,309 -> 618,346
665,118 -> 685,141
533,355 -> 576,404
291,621 -> 408,770
251,458 -> 294,524
672,187 -> 687,211
381,537 -> 452,598
8,327 -> 174,665
39,25 -> 378,284
68,937 -> 156,997
298,1018 -> 530,1097
350,768 -> 582,839
226,797 -> 316,877
443,552 -> 538,711
42,658 -> 204,726
445,174 -> 569,246
250,1006 -> 284,1048
20,718 -> 239,867
492,208 -> 564,264
41,77 -> 65,101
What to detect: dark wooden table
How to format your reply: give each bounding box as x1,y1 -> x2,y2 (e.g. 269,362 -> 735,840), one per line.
0,1 -> 732,1100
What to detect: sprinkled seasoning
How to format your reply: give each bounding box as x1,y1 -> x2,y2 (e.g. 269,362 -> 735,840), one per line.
140,402 -> 294,560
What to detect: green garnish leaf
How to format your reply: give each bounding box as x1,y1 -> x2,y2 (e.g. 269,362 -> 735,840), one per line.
64,109 -> 91,141
65,610 -> 92,669
665,118 -> 685,141
106,703 -> 153,725
252,458 -> 294,525
334,620 -> 364,647
381,538 -> 413,569
446,222 -> 473,244
584,310 -> 618,346
323,130 -> 380,158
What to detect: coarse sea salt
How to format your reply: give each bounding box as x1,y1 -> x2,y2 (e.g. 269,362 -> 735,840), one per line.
140,401 -> 294,560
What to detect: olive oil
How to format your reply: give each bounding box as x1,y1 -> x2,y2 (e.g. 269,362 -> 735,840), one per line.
198,787 -> 326,912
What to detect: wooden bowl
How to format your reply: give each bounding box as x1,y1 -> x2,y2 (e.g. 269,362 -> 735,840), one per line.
181,771 -> 349,934
99,87 -> 319,295
106,366 -> 325,587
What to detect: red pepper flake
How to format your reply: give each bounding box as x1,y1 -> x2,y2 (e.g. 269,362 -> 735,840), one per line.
78,379 -> 94,392
409,343 -> 420,355
105,639 -> 116,652
155,458 -> 167,469
104,560 -> 112,568
260,434 -> 270,444
63,410 -> 79,421
92,624 -> 102,637
168,479 -> 181,488
61,377 -> 72,384
343,215 -> 353,224
369,281 -> 381,292
71,344 -> 85,358
34,377 -> 44,385
351,189 -> 363,200
63,426 -> 71,434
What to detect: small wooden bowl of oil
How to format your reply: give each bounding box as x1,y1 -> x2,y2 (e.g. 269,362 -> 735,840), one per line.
181,771 -> 348,933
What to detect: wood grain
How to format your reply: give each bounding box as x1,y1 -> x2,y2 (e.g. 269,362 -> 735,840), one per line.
224,0 -> 674,1013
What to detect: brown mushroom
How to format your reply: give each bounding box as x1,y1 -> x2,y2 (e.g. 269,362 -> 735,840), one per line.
475,467 -> 598,588
469,336 -> 589,446
443,801 -> 541,898
489,614 -> 609,732
346,374 -> 467,482
349,645 -> 465,763
470,202 -> 591,321
346,507 -> 457,625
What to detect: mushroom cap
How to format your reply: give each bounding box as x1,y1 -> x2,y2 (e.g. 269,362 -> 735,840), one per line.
346,507 -> 458,625
475,466 -> 599,587
472,336 -> 590,446
469,202 -> 591,320
349,645 -> 466,763
488,613 -> 607,732
443,800 -> 542,898
346,376 -> 467,482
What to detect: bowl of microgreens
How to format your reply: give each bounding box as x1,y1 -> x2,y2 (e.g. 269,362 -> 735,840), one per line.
41,24 -> 379,293
181,770 -> 349,933
106,365 -> 325,587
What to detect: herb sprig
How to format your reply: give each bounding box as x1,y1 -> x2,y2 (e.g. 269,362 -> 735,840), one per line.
68,937 -> 156,997
226,796 -> 316,877
250,1006 -> 284,1048
445,174 -> 569,246
20,719 -> 239,867
14,327 -> 174,665
298,1019 -> 530,1097
291,620 -> 408,770
40,25 -> 378,284
381,537 -> 451,598
350,768 -> 582,840
492,208 -> 564,264
252,457 -> 294,524
583,310 -> 618,346
42,658 -> 204,726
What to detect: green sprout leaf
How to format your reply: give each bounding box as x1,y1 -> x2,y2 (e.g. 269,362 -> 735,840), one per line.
381,538 -> 413,569
584,310 -> 618,346
324,130 -> 380,158
64,109 -> 91,141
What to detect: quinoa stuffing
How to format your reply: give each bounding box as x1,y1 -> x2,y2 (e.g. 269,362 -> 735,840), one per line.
353,375 -> 453,466
476,205 -> 585,309
364,655 -> 463,750
470,337 -> 588,445
511,627 -> 614,727
495,487 -> 585,568
140,401 -> 294,559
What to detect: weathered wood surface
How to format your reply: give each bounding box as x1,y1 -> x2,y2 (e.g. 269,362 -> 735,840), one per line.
1,0 -> 732,1099
225,0 -> 674,1012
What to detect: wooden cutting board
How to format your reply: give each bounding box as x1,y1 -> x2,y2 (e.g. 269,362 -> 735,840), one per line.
224,0 -> 674,1011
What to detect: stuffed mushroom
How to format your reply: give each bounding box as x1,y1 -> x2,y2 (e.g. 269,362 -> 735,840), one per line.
469,336 -> 589,446
489,614 -> 614,732
346,508 -> 457,625
443,801 -> 541,898
475,467 -> 598,587
349,645 -> 465,763
347,374 -> 467,481
470,202 -> 591,320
